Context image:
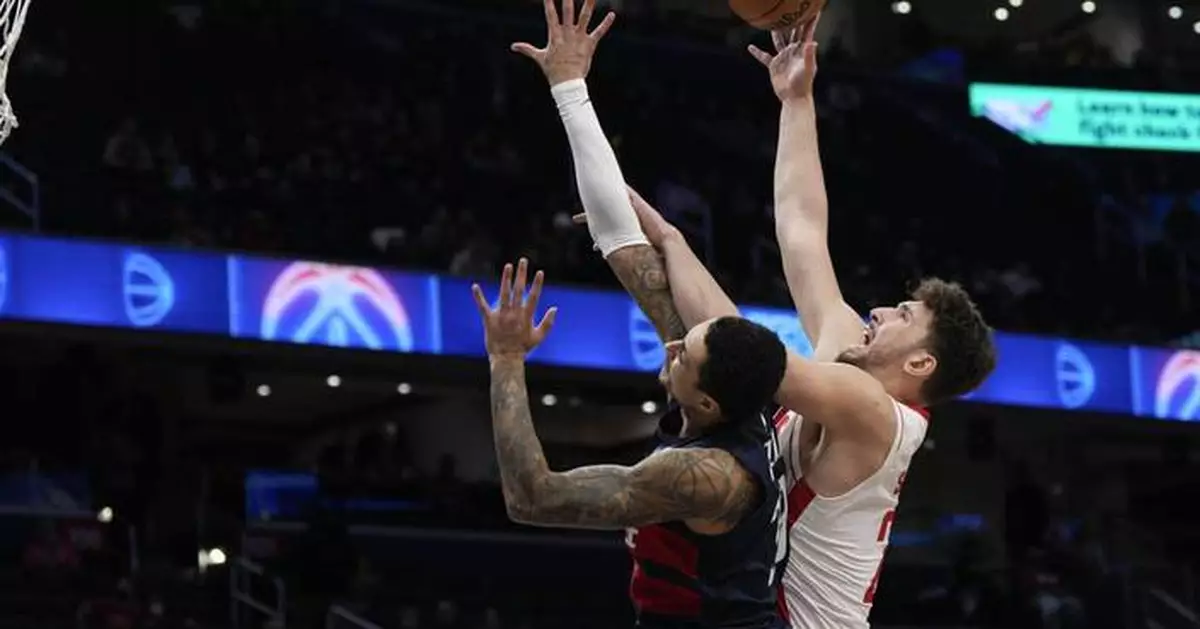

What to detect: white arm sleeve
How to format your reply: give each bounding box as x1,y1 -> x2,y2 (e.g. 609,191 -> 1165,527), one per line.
550,78 -> 648,258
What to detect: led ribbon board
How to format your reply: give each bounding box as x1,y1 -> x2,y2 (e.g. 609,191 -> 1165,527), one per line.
0,232 -> 1194,421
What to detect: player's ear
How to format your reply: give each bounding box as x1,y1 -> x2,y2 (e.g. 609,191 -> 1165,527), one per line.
903,351 -> 936,379
698,393 -> 720,416
664,340 -> 683,362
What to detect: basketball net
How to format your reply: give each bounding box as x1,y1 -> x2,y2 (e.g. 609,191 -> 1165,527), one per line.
0,0 -> 31,145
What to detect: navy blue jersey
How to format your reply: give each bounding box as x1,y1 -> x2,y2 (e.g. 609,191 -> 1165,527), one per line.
626,406 -> 790,629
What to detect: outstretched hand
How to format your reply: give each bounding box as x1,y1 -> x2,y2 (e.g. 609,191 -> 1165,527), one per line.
472,258 -> 559,360
511,0 -> 616,86
748,14 -> 820,103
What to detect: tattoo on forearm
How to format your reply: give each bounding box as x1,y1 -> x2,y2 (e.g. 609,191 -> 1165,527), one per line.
489,359 -> 756,531
489,357 -> 551,518
608,245 -> 687,343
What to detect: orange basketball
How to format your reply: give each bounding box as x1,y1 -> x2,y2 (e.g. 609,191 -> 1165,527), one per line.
729,0 -> 826,30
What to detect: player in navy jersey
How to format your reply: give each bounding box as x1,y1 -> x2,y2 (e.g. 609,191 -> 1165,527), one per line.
473,256 -> 790,629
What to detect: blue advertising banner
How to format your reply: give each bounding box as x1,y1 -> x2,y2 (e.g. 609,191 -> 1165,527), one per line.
0,231 -> 1195,422
964,335 -> 1136,415
228,256 -> 442,354
0,236 -> 228,334
1132,347 -> 1200,421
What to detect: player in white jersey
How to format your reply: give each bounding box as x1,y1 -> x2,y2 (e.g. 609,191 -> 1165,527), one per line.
772,402 -> 927,628
747,17 -> 998,628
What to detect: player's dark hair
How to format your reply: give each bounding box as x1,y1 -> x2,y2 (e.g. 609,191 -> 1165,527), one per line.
697,316 -> 788,421
913,278 -> 997,406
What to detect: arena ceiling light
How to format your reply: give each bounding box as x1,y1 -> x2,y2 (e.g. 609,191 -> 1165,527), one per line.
397,382 -> 412,395
891,1 -> 912,15
1008,0 -> 1023,7
1168,5 -> 1183,19
1193,19 -> 1200,32
256,384 -> 271,397
994,7 -> 1010,20
1081,0 -> 1096,13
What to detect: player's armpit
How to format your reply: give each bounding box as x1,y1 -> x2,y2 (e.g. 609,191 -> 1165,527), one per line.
606,244 -> 687,343
507,448 -> 757,531
775,352 -> 895,439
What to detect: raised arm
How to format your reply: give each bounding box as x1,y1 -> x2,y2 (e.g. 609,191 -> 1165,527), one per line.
513,0 -> 685,343
475,260 -> 756,530
750,22 -> 864,361
572,187 -> 739,329
775,350 -> 896,442
625,188 -> 740,328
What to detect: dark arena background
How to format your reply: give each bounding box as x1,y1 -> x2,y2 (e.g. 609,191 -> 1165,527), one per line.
0,0 -> 1197,628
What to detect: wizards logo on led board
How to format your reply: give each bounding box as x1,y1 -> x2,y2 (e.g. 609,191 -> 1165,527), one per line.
1154,350 -> 1200,422
260,262 -> 414,351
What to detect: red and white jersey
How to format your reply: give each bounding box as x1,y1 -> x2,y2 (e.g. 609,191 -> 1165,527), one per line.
773,400 -> 929,629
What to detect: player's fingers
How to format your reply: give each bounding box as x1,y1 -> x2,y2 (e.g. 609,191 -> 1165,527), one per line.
577,0 -> 595,31
514,258 -> 530,306
498,263 -> 514,308
803,41 -> 818,68
471,284 -> 490,318
626,185 -> 649,208
526,269 -> 545,314
589,11 -> 616,40
510,42 -> 543,59
747,44 -> 772,67
562,0 -> 575,29
771,28 -> 789,52
571,212 -> 588,225
806,11 -> 822,41
535,306 -> 559,338
543,0 -> 561,39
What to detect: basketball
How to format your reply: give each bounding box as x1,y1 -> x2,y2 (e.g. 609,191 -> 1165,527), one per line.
729,0 -> 826,30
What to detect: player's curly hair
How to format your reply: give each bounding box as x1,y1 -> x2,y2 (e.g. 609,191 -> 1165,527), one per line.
698,316 -> 788,422
913,278 -> 997,406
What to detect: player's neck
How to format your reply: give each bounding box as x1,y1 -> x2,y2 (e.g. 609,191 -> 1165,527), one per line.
872,367 -> 920,405
679,407 -> 722,438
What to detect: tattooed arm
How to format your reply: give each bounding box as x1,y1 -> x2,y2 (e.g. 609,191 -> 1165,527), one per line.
606,245 -> 687,343
490,355 -> 756,530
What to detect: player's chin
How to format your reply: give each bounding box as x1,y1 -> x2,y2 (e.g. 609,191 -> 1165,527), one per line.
836,345 -> 868,366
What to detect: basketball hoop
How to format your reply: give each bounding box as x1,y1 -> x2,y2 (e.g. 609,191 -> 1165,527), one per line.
0,0 -> 31,146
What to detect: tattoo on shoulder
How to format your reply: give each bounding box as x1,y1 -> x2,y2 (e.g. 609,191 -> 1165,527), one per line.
607,245 -> 687,342
645,448 -> 758,529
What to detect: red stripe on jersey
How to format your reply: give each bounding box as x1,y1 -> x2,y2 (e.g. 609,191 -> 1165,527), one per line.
630,562 -> 703,617
786,479 -> 816,528
771,406 -> 790,429
630,524 -> 699,578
